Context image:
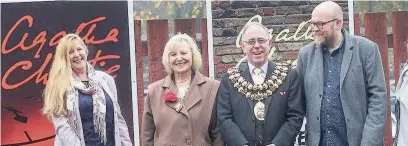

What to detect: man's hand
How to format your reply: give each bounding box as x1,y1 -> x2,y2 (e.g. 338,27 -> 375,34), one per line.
266,144 -> 276,146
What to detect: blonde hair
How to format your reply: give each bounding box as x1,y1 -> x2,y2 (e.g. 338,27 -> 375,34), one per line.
162,33 -> 202,74
42,34 -> 86,117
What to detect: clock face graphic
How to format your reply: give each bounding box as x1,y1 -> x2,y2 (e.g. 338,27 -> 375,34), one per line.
1,94 -> 55,146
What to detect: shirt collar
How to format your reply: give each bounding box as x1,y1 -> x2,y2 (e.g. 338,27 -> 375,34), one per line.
248,61 -> 268,74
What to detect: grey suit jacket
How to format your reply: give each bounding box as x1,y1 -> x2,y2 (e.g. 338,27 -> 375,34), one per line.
296,29 -> 387,146
52,71 -> 132,146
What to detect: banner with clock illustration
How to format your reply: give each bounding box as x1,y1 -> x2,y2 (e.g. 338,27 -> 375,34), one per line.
1,1 -> 135,145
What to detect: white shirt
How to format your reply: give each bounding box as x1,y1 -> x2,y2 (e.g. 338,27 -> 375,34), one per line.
248,61 -> 268,82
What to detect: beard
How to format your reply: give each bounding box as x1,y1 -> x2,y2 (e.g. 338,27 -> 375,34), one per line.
321,34 -> 336,48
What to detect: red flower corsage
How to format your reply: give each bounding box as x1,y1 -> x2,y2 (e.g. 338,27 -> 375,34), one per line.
67,111 -> 72,117
163,91 -> 177,102
89,89 -> 95,95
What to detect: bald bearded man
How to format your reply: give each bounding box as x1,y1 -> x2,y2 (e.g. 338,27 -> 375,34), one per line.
296,1 -> 387,146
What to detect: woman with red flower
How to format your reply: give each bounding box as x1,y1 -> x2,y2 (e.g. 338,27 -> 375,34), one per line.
42,34 -> 132,146
142,33 -> 224,146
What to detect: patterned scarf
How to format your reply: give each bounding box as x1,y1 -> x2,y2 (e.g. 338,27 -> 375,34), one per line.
66,62 -> 107,144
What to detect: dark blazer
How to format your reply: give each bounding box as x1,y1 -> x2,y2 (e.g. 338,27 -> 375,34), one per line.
217,61 -> 305,146
143,72 -> 224,146
296,29 -> 387,146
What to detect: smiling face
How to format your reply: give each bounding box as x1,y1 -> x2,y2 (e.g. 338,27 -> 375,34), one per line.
168,41 -> 193,74
69,40 -> 88,74
311,12 -> 336,47
310,2 -> 343,48
240,25 -> 271,68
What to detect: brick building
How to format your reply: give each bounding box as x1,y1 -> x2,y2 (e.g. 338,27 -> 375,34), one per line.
211,1 -> 349,78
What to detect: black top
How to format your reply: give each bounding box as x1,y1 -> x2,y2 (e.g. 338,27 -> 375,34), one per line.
78,84 -> 115,146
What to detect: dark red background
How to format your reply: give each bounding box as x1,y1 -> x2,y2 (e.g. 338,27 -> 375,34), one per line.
1,1 -> 133,145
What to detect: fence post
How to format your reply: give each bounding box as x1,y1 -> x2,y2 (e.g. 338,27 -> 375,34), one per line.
364,12 -> 392,146
147,20 -> 169,83
392,11 -> 408,83
354,13 -> 360,36
201,18 -> 209,77
134,19 -> 143,146
174,19 -> 196,39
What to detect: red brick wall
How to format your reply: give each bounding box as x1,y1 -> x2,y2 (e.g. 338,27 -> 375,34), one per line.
211,1 -> 349,79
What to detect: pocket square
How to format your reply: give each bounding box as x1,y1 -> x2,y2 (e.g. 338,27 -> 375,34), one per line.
279,91 -> 287,96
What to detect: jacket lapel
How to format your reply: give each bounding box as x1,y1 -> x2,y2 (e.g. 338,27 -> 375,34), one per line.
183,72 -> 204,111
397,64 -> 408,90
397,64 -> 408,106
98,79 -> 114,101
340,29 -> 354,87
242,64 -> 255,111
264,62 -> 276,116
162,75 -> 189,116
313,44 -> 324,111
73,93 -> 86,146
161,72 -> 205,117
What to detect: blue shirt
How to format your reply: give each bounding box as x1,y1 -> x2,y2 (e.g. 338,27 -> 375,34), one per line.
79,89 -> 115,146
320,35 -> 349,146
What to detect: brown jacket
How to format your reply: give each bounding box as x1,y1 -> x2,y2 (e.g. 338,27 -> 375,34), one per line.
143,72 -> 224,146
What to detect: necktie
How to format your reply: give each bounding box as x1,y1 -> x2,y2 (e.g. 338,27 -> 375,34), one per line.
253,68 -> 264,85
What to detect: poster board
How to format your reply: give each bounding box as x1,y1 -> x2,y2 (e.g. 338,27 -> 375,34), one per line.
1,1 -> 136,145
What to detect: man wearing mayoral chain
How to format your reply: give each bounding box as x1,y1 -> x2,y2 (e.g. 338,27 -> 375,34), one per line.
217,16 -> 305,146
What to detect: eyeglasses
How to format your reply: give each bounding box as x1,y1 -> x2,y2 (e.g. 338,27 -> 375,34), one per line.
242,38 -> 269,45
309,19 -> 337,30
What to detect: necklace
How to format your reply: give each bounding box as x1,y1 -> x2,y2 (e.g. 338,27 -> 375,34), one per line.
227,61 -> 292,120
174,80 -> 191,113
176,87 -> 189,100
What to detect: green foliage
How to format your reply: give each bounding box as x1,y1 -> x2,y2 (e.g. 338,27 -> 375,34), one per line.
133,0 -> 205,20
355,1 -> 408,13
354,1 -> 408,27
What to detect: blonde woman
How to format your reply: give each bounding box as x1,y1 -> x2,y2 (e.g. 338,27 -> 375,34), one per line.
42,34 -> 132,146
142,33 -> 224,146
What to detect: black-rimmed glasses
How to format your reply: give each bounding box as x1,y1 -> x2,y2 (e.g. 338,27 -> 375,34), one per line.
309,19 -> 337,30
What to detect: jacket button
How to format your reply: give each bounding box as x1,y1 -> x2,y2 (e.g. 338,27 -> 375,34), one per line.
186,139 -> 191,145
317,116 -> 319,120
252,119 -> 255,123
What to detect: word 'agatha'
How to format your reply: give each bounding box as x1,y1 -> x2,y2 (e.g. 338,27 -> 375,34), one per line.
1,15 -> 121,90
